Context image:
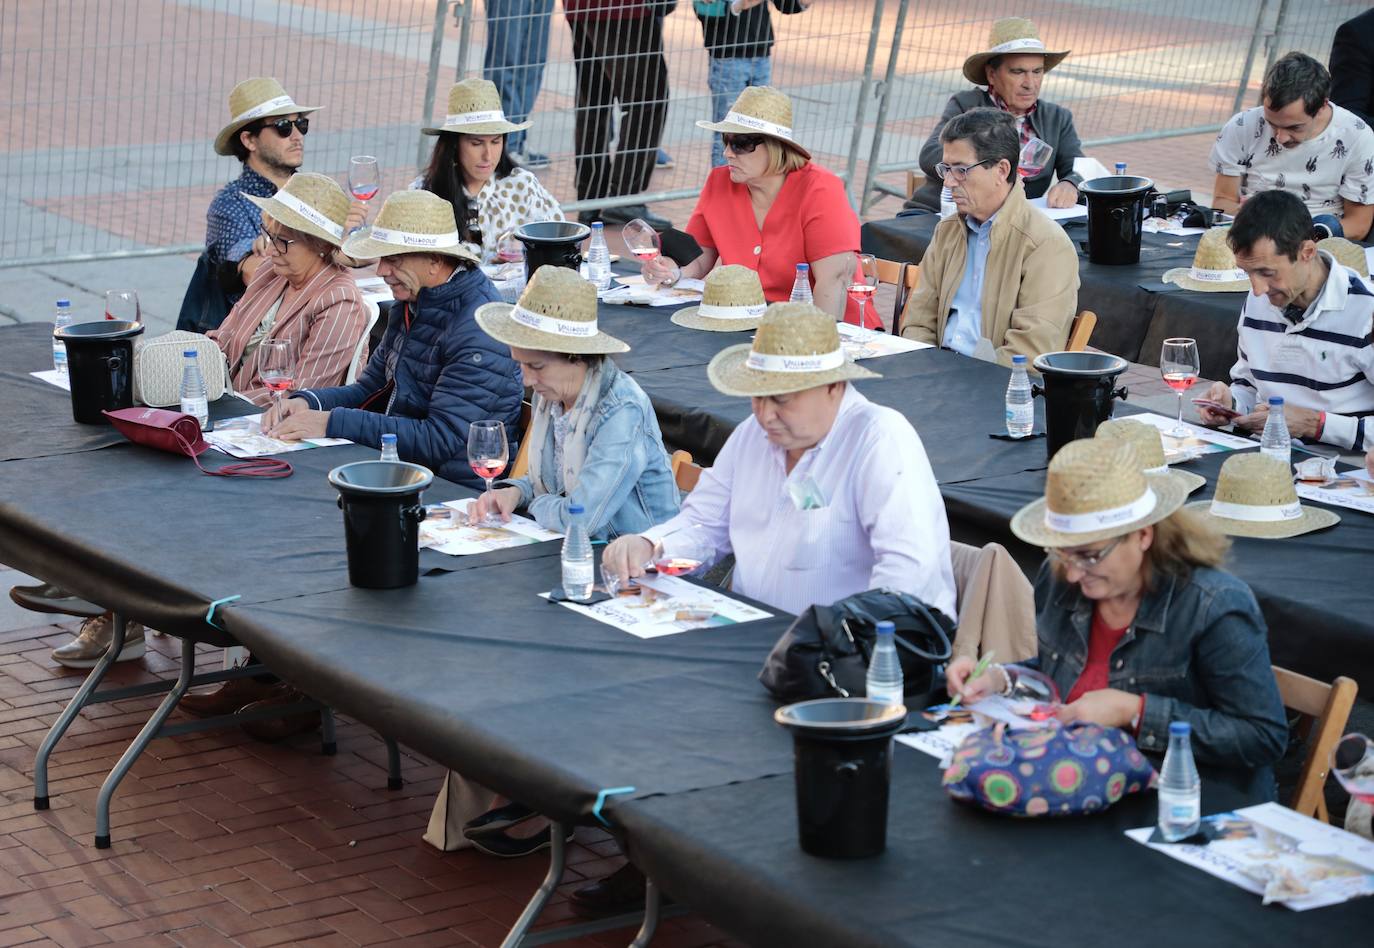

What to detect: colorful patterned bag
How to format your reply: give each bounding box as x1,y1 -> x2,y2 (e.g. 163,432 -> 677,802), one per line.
942,721 -> 1157,817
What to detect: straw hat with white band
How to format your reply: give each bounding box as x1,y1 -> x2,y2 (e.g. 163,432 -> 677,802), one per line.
1185,453 -> 1340,539
1318,237 -> 1370,279
1162,228 -> 1252,293
475,265 -> 629,356
341,190 -> 480,265
696,86 -> 811,161
707,303 -> 879,397
214,77 -> 319,157
421,78 -> 532,137
672,266 -> 768,332
243,173 -> 350,249
1093,418 -> 1206,495
962,18 -> 1070,86
1011,438 -> 1189,548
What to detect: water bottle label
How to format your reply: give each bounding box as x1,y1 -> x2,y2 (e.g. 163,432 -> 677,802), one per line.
562,560 -> 593,588
1006,404 -> 1033,425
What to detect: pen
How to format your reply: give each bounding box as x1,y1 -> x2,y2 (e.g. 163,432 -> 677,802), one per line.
947,650 -> 996,711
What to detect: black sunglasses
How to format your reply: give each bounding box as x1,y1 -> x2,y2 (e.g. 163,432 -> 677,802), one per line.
258,116 -> 310,138
721,133 -> 766,155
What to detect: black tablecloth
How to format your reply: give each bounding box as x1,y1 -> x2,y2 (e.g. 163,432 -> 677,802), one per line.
940,449 -> 1374,693
222,554 -> 797,825
615,750 -> 1373,948
861,216 -> 1245,380
600,299 -> 736,373
0,322 -> 260,462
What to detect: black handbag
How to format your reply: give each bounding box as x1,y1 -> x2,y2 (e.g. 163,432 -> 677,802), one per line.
758,589 -> 955,703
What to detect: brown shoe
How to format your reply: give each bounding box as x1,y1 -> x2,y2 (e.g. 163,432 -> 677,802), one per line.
569,863 -> 670,918
178,675 -> 280,718
239,686 -> 321,743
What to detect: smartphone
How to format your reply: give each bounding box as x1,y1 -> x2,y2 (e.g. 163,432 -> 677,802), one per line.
1191,398 -> 1241,420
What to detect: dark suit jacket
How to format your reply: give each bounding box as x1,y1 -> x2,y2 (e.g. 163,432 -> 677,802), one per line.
905,88 -> 1084,212
1330,8 -> 1374,126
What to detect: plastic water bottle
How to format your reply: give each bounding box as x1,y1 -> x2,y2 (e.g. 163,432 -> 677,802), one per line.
789,263 -> 813,303
561,503 -> 595,601
179,350 -> 209,427
1005,355 -> 1034,437
940,186 -> 958,219
1259,396 -> 1291,467
587,222 -> 612,292
865,621 -> 905,706
1157,721 -> 1201,842
1115,162 -> 1128,176
52,299 -> 73,375
379,433 -> 399,462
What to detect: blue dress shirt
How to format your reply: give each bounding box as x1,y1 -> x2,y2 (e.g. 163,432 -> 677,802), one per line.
944,210 -> 998,356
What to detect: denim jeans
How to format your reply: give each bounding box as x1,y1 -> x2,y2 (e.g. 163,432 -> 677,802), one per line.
482,0 -> 553,155
708,55 -> 772,167
1312,212 -> 1345,239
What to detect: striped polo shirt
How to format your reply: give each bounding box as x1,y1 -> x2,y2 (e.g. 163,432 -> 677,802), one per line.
1228,250 -> 1374,451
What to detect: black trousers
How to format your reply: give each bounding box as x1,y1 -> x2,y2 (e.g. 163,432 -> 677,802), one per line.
568,15 -> 669,203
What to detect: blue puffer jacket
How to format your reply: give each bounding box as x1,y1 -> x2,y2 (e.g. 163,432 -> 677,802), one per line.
297,266 -> 523,488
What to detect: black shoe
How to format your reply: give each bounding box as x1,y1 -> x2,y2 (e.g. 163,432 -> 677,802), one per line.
600,204 -> 671,230
467,825 -> 573,859
463,801 -> 537,837
10,583 -> 104,618
569,863 -> 672,917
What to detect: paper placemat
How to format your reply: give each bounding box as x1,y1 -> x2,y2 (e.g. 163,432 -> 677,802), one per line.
202,415 -> 349,458
836,322 -> 933,361
419,497 -> 562,555
545,572 -> 770,639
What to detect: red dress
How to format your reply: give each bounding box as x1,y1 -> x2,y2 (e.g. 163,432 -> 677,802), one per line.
686,164 -> 876,328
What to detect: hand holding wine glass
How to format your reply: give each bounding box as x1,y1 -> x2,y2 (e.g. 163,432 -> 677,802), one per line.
467,420 -> 510,526
105,289 -> 140,324
257,338 -> 296,416
1018,137 -> 1053,179
651,524 -> 712,578
1160,337 -> 1201,438
847,254 -> 879,328
348,156 -> 380,231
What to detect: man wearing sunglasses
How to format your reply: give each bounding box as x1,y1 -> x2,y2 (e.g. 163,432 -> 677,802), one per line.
177,78 -> 320,332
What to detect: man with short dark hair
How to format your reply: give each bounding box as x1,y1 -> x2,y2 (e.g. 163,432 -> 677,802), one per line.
177,78 -> 317,331
899,108 -> 1078,366
1199,190 -> 1374,453
1210,52 -> 1374,241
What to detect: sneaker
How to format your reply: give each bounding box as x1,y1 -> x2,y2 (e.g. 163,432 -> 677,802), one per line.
513,150 -> 551,170
51,614 -> 146,669
463,801 -> 538,837
468,824 -> 574,859
655,148 -> 675,170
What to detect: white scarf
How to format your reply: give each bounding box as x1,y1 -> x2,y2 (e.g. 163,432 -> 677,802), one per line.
527,359 -> 607,497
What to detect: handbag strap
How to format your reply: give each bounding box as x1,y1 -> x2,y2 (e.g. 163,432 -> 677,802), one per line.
173,429 -> 293,478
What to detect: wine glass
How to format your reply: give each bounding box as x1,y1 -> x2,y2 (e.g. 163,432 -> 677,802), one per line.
1332,734 -> 1374,805
348,156 -> 381,231
621,218 -> 662,266
651,524 -> 712,578
1018,137 -> 1053,179
105,289 -> 140,324
467,420 -> 510,527
257,338 -> 295,417
496,231 -> 525,265
847,254 -> 880,328
1160,338 -> 1201,439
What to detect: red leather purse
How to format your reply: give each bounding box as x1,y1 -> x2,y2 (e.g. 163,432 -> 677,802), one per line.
102,407 -> 293,478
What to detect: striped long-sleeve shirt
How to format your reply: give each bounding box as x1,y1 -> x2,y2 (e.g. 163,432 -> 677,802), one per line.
208,262 -> 369,406
1228,251 -> 1374,451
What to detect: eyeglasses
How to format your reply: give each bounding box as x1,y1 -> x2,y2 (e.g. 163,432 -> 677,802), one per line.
721,134 -> 766,155
1045,536 -> 1125,572
258,117 -> 310,138
935,158 -> 995,182
265,230 -> 298,254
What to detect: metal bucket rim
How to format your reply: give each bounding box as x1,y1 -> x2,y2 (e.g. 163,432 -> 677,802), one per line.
328,460 -> 434,496
774,697 -> 908,735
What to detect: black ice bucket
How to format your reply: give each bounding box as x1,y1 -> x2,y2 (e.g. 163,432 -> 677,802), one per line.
327,461 -> 433,589
1081,175 -> 1154,265
515,220 -> 592,284
1032,351 -> 1129,459
774,698 -> 908,859
54,320 -> 144,424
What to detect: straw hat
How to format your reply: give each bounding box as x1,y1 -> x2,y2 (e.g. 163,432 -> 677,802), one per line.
1011,438 -> 1189,548
1186,453 -> 1340,539
214,78 -> 319,157
475,265 -> 629,355
962,18 -> 1070,86
1318,237 -> 1370,278
244,173 -> 350,248
671,266 -> 768,332
1162,228 -> 1252,293
696,86 -> 811,161
341,190 -> 480,265
421,78 -> 532,137
707,303 -> 879,397
1094,419 -> 1206,495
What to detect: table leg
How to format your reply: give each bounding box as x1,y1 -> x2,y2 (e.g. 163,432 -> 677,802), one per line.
628,877 -> 661,948
93,636 -> 196,849
33,613 -> 128,810
385,737 -> 403,790
499,819 -> 567,948
321,706 -> 337,756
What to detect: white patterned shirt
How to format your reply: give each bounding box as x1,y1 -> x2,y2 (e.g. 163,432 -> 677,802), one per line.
642,385 -> 958,618
411,167 -> 564,264
1211,104 -> 1374,217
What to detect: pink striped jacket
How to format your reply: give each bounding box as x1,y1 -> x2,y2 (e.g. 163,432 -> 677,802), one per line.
209,263 -> 369,406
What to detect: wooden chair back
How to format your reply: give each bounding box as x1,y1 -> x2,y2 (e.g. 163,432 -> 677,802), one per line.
874,258 -> 921,336
905,171 -> 925,199
1273,665 -> 1358,822
1066,310 -> 1097,352
508,400 -> 535,480
670,449 -> 703,492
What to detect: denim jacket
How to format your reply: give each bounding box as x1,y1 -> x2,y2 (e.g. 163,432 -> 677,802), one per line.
1033,563 -> 1288,802
504,365 -> 680,540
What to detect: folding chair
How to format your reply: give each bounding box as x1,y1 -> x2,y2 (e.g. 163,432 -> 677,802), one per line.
1273,665 -> 1358,822
874,258 -> 920,335
1065,310 -> 1097,352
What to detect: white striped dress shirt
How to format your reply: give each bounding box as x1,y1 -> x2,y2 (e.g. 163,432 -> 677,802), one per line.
643,385 -> 958,619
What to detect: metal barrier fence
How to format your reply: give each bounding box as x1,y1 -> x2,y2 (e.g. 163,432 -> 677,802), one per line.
0,0 -> 1361,266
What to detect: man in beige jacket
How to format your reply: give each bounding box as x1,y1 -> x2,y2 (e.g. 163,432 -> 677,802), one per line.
899,108 -> 1079,366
